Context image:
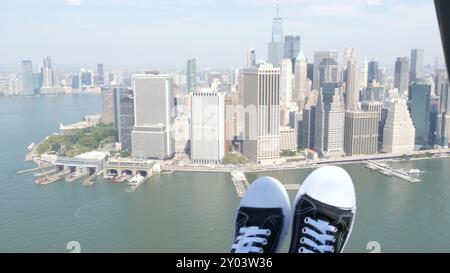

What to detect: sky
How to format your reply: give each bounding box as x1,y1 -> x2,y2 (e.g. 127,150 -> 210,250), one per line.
0,0 -> 445,71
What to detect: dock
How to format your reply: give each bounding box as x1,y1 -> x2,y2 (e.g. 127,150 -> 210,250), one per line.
231,171 -> 249,198
17,167 -> 44,174
283,184 -> 300,191
364,160 -> 420,183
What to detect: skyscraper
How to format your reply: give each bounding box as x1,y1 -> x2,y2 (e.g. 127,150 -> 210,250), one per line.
101,87 -> 115,124
359,59 -> 368,89
187,58 -> 197,92
342,48 -> 353,71
97,63 -> 105,86
243,64 -> 280,163
21,60 -> 34,96
394,57 -> 410,94
247,48 -> 256,67
314,85 -> 345,157
190,90 -> 225,164
131,72 -> 175,159
382,98 -> 415,154
294,47 -> 308,104
299,106 -> 316,150
284,35 -> 300,66
41,56 -> 54,88
437,79 -> 450,146
410,48 -> 424,82
280,58 -> 293,107
409,80 -> 432,145
368,60 -> 379,85
313,51 -> 339,90
345,49 -> 359,111
79,68 -> 94,88
435,69 -> 448,96
344,111 -> 379,156
362,86 -> 385,102
267,5 -> 284,66
114,86 -> 134,152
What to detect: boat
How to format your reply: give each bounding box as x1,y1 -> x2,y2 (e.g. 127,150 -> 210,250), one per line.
102,172 -> 117,180
35,175 -> 61,185
113,174 -> 130,183
27,142 -> 36,151
65,171 -> 87,182
128,174 -> 146,191
408,169 -> 422,175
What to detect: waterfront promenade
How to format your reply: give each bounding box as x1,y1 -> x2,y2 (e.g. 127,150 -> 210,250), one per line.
162,148 -> 450,174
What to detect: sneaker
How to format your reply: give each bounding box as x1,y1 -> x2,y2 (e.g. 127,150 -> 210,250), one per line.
289,166 -> 356,253
231,176 -> 290,253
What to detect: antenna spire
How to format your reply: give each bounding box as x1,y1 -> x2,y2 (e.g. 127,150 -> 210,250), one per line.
276,1 -> 279,17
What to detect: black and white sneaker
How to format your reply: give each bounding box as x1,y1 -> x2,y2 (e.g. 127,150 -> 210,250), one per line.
231,176 -> 290,253
289,166 -> 356,253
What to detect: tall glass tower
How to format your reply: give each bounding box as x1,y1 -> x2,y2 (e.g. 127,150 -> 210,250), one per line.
267,4 -> 284,66
21,60 -> 34,96
187,58 -> 197,93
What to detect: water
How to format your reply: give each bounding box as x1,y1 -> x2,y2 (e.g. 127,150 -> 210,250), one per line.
1,95 -> 450,253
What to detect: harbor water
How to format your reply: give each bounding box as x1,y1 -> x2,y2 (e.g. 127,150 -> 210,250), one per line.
1,95 -> 450,252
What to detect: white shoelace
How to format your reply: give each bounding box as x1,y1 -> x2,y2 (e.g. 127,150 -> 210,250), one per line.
232,226 -> 271,253
298,217 -> 337,253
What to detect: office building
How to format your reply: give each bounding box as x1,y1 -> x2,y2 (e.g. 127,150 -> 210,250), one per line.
314,85 -> 345,157
394,57 -> 410,94
280,58 -> 293,107
243,64 -> 281,163
362,86 -> 385,102
190,90 -> 225,164
267,6 -> 284,66
368,60 -> 379,85
97,63 -> 105,85
345,49 -> 359,110
21,60 -> 34,96
247,48 -> 256,67
409,80 -> 432,145
79,68 -> 94,88
284,35 -> 300,66
41,56 -> 54,88
344,111 -> 379,156
174,114 -> 189,154
131,72 -> 175,159
187,59 -> 197,92
114,86 -> 134,152
101,87 -> 115,124
359,59 -> 368,89
294,47 -> 308,104
280,127 -> 296,152
313,51 -> 339,90
299,106 -> 316,150
382,98 -> 415,154
410,48 -> 424,82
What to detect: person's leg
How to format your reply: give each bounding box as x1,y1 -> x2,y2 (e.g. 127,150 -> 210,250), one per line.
231,176 -> 290,253
289,166 -> 356,253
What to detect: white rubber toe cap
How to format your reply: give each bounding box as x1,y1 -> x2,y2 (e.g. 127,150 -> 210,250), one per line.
240,176 -> 290,211
299,166 -> 356,210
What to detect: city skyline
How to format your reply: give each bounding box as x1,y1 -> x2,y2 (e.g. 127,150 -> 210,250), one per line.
0,0 -> 444,70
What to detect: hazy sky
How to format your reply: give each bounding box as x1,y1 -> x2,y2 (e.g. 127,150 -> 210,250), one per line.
0,0 -> 445,70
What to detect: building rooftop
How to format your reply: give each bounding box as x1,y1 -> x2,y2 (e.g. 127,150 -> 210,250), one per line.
75,151 -> 108,161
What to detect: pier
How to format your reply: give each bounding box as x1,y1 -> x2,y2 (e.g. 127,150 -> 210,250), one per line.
231,171 -> 249,198
364,160 -> 420,183
283,184 -> 300,191
17,167 -> 45,174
